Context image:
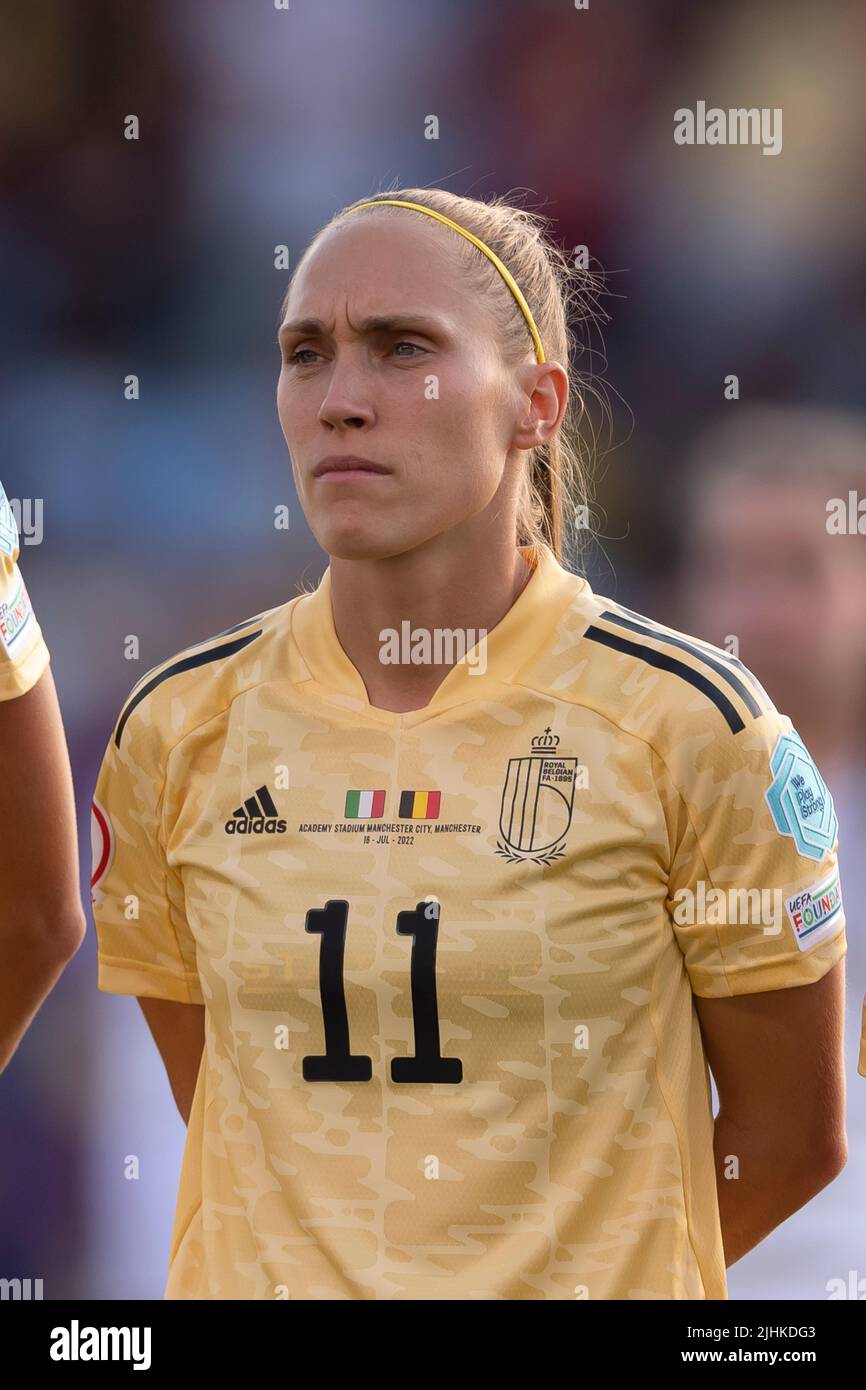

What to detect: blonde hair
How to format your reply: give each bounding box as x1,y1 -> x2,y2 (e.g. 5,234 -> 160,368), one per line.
285,185 -> 610,570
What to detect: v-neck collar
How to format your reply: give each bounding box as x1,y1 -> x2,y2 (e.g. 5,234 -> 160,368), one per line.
290,543 -> 587,728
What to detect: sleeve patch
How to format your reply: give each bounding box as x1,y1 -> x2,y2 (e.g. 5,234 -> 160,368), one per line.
785,866 -> 844,951
0,482 -> 18,557
0,574 -> 33,652
90,797 -> 114,905
765,729 -> 838,861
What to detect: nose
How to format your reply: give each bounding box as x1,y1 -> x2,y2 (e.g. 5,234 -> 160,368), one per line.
317,350 -> 375,431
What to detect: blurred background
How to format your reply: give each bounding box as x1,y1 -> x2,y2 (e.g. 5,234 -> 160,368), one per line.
1,0 -> 864,1299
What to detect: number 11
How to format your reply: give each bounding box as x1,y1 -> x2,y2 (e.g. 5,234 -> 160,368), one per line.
302,899 -> 463,1085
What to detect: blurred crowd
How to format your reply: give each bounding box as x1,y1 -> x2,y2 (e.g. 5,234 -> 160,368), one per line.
0,0 -> 864,1298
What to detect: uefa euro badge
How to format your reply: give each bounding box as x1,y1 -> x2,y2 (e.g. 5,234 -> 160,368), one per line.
765,730 -> 838,862
0,481 -> 18,558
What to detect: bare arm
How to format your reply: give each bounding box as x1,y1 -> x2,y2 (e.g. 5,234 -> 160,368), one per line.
138,996 -> 205,1124
695,959 -> 847,1266
0,669 -> 86,1072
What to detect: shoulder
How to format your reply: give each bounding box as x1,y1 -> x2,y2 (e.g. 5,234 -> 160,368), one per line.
528,579 -> 809,781
574,591 -> 775,743
109,596 -> 302,759
568,592 -> 837,855
527,578 -> 776,747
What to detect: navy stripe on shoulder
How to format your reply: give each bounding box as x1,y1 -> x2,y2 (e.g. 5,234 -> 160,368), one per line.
606,602 -> 770,709
120,612 -> 271,709
211,612 -> 272,640
114,630 -> 262,748
596,609 -> 765,720
584,625 -> 745,733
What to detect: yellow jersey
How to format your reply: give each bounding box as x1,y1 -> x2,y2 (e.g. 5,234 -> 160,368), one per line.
91,542 -> 847,1299
0,479 -> 49,701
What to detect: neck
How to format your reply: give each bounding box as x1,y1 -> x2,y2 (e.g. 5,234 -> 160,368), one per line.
328,534 -> 534,713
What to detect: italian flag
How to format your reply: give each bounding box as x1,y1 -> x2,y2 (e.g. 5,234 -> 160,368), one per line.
344,789 -> 386,818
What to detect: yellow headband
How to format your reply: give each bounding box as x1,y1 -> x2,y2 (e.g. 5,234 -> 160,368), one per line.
344,198 -> 546,364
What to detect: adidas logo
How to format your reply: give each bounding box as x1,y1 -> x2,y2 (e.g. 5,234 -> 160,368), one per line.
225,784 -> 287,835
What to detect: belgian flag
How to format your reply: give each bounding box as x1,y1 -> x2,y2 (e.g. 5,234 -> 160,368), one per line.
399,790 -> 441,819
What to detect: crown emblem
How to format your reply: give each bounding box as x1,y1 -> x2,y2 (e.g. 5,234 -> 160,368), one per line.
531,726 -> 559,752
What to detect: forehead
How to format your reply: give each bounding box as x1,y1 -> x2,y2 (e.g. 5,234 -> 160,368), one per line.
284,214 -> 487,328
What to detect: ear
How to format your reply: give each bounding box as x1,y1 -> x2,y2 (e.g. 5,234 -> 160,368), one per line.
512,362 -> 569,451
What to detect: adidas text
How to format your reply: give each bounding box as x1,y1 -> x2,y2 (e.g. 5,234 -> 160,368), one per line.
225,816 -> 287,835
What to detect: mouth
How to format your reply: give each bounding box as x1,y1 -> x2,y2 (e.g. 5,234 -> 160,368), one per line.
313,456 -> 391,479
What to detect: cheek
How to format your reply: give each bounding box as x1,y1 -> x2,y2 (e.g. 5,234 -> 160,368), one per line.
277,374 -> 312,433
427,377 -> 509,472
276,377 -> 292,431
427,361 -> 501,428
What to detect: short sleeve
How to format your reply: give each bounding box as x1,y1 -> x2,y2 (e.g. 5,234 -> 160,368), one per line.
0,482 -> 50,701
91,693 -> 203,1004
661,704 -> 846,998
858,998 -> 866,1078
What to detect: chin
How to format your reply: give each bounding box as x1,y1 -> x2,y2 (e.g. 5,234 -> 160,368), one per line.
311,503 -> 466,563
316,521 -> 417,563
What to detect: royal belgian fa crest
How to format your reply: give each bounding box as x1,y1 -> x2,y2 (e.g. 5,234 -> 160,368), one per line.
496,728 -> 580,864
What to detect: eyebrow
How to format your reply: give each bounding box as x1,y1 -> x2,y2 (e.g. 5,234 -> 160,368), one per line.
277,313 -> 452,344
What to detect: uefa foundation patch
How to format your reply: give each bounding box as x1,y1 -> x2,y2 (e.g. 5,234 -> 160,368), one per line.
784,867 -> 844,952
0,575 -> 33,652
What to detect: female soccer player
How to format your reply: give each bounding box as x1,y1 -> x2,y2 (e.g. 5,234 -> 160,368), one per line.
91,188 -> 849,1300
0,479 -> 85,1071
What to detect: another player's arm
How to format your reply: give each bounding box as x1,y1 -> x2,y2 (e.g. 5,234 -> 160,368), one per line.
695,960 -> 847,1266
92,669 -> 207,1123
0,671 -> 87,1071
137,996 -> 205,1125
